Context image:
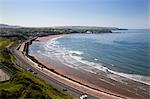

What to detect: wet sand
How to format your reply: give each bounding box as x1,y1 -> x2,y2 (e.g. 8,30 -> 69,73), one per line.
30,35 -> 150,99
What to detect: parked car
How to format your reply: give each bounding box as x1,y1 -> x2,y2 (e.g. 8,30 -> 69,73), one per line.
27,67 -> 33,72
63,89 -> 67,91
32,71 -> 37,74
80,94 -> 88,99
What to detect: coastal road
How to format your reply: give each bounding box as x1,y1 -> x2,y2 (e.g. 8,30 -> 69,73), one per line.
11,47 -> 99,99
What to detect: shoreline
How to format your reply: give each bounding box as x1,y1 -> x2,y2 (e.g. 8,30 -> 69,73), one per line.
31,53 -> 149,99
35,34 -> 65,42
17,35 -> 123,99
26,55 -> 123,98
26,34 -> 149,98
34,34 -> 150,83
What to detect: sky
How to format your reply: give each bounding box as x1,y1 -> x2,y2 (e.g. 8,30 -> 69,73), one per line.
0,0 -> 149,28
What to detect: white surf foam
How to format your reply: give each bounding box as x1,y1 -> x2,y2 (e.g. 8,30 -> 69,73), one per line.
94,58 -> 98,61
69,51 -> 84,55
70,54 -> 150,85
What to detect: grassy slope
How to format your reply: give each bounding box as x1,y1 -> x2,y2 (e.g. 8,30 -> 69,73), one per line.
0,38 -> 13,62
0,69 -> 73,99
0,36 -> 73,98
0,37 -> 16,75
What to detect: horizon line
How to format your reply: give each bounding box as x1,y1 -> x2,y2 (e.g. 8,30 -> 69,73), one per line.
1,23 -> 150,29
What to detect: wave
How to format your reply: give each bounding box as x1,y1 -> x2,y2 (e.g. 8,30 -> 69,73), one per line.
69,51 -> 84,55
42,36 -> 150,85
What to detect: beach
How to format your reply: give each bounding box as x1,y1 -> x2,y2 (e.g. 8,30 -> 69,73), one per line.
27,34 -> 150,99
35,34 -> 65,42
16,34 -> 120,98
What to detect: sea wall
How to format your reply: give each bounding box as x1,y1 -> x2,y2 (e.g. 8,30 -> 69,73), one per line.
21,37 -> 37,55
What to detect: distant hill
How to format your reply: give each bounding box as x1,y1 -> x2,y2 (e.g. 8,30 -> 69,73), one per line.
0,24 -> 127,35
0,24 -> 21,28
0,24 -> 123,30
53,26 -> 119,30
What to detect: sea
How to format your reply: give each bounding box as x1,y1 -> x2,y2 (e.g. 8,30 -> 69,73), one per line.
29,29 -> 150,85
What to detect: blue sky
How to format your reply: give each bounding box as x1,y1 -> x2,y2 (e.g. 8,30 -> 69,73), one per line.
0,0 -> 149,28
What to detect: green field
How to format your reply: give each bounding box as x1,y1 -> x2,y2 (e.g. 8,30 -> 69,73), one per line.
0,36 -> 19,48
0,36 -> 73,98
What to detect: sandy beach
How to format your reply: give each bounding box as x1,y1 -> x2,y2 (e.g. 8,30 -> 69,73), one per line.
35,34 -> 65,42
29,34 -> 150,99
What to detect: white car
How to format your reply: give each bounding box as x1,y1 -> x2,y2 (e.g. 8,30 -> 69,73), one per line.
80,94 -> 88,99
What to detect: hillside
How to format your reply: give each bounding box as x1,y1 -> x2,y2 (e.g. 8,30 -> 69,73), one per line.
0,24 -> 117,35
0,69 -> 73,99
0,24 -> 21,28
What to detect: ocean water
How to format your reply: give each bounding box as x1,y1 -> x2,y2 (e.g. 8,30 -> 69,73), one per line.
29,29 -> 150,85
